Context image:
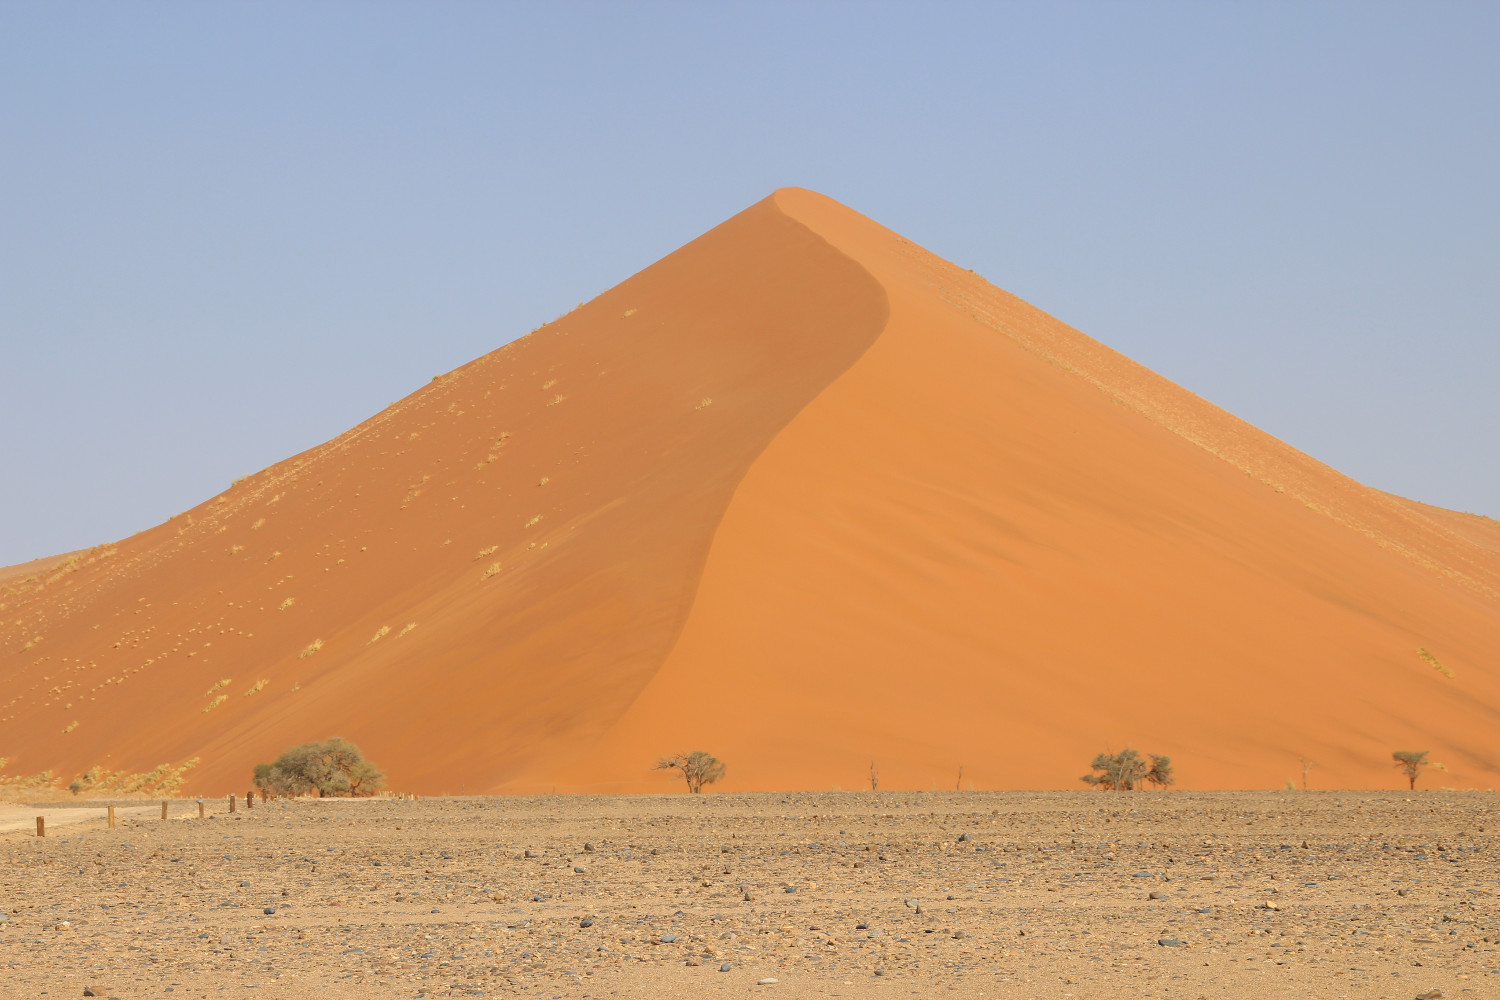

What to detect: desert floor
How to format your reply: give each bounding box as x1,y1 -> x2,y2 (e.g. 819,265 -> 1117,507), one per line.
0,790 -> 1493,999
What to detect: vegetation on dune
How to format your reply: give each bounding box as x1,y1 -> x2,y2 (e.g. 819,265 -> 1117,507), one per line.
655,751 -> 725,793
1082,748 -> 1174,791
65,758 -> 200,796
254,738 -> 385,798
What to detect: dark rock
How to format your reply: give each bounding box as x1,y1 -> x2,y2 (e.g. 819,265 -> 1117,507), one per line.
1157,938 -> 1186,947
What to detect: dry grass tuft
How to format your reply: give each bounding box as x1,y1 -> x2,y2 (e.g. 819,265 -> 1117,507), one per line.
483,561 -> 502,580
398,622 -> 417,638
546,394 -> 566,406
279,597 -> 295,611
203,695 -> 228,713
524,515 -> 542,529
1419,647 -> 1456,679
368,625 -> 391,644
204,678 -> 232,696
243,679 -> 268,696
299,639 -> 324,659
696,397 -> 713,409
229,545 -> 244,555
61,721 -> 78,734
250,518 -> 266,531
476,545 -> 498,560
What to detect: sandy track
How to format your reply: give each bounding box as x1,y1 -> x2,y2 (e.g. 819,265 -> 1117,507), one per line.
0,802 -> 164,836
1,790 -> 1494,998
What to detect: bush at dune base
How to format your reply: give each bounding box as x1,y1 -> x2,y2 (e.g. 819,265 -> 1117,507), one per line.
253,737 -> 385,798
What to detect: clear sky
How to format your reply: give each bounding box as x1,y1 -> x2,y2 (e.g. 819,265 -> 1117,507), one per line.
3,2 -> 1497,567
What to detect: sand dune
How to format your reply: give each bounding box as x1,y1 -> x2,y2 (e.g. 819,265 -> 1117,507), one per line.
2,189 -> 1497,795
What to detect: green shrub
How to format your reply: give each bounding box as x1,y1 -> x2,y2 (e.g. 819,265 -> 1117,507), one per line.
254,738 -> 385,797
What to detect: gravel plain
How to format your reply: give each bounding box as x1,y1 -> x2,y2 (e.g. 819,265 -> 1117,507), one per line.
1,790 -> 1495,999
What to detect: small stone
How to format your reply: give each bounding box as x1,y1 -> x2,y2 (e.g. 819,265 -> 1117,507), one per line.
660,934 -> 678,943
573,866 -> 585,874
1149,891 -> 1169,900
685,959 -> 700,966
580,918 -> 594,928
957,833 -> 971,843
719,963 -> 732,972
1262,901 -> 1281,911
904,898 -> 919,908
524,850 -> 538,858
83,990 -> 98,997
784,886 -> 796,893
1157,938 -> 1186,947
952,930 -> 967,939
1415,992 -> 1445,1000
874,968 -> 886,977
757,978 -> 779,985
583,842 -> 595,852
263,907 -> 275,915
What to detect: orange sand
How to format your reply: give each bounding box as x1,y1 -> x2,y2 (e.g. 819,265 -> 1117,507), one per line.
3,190 -> 1497,795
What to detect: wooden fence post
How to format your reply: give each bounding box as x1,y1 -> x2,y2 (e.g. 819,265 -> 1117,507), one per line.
246,790 -> 254,809
35,816 -> 44,837
229,793 -> 236,814
161,801 -> 168,821
107,805 -> 116,829
198,798 -> 205,819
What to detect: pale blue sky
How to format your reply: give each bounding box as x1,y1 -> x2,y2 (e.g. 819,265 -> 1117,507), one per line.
3,2 -> 1497,566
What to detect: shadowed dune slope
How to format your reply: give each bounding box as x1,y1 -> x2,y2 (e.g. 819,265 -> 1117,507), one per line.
4,189 -> 1498,794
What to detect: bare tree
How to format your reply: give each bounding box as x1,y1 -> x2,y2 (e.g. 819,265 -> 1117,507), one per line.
655,751 -> 726,793
955,764 -> 965,791
1392,750 -> 1428,790
1298,756 -> 1315,791
869,760 -> 879,792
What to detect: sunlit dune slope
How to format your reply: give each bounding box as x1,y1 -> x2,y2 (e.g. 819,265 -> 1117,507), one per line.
0,196 -> 886,793
4,189 -> 1498,794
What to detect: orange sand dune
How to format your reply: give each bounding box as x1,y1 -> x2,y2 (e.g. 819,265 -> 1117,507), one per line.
3,190 -> 1497,795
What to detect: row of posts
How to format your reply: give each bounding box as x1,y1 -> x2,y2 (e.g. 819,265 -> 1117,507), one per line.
34,789 -> 260,837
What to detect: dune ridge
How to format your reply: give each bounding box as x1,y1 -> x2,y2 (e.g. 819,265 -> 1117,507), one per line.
3,190 -> 1496,795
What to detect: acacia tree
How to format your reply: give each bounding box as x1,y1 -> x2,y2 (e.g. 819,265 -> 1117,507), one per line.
1145,754 -> 1175,789
1082,748 -> 1173,791
1392,750 -> 1429,790
655,751 -> 725,793
253,738 -> 385,797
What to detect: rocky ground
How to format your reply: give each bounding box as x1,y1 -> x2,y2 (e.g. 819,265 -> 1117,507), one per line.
0,790 -> 1494,999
